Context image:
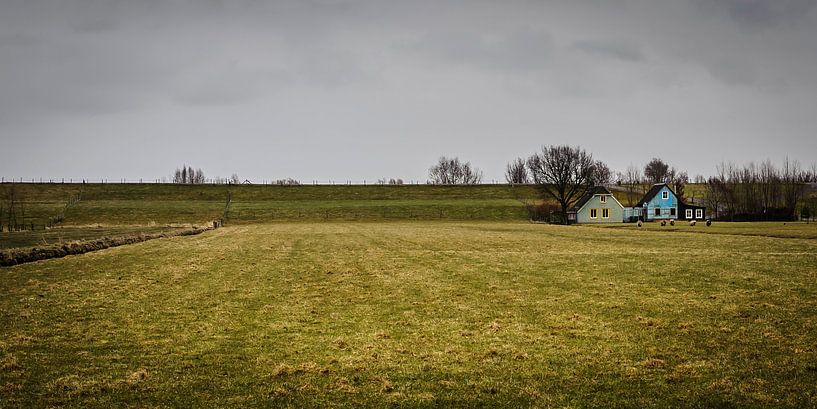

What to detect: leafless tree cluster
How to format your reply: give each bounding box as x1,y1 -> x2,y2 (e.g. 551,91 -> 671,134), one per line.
428,157 -> 483,185
527,145 -> 595,223
173,165 -> 205,184
273,178 -> 301,185
377,178 -> 404,185
705,159 -> 814,221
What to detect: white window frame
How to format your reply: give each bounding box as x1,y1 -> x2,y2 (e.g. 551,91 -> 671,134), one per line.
590,208 -> 598,219
686,209 -> 693,219
662,191 -> 669,200
602,208 -> 610,219
600,195 -> 607,204
696,209 -> 703,219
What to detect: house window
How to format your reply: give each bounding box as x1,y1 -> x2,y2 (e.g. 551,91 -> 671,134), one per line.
696,209 -> 703,219
602,208 -> 609,219
590,209 -> 598,219
662,191 -> 669,200
686,209 -> 693,219
654,208 -> 661,216
670,208 -> 676,216
600,195 -> 607,204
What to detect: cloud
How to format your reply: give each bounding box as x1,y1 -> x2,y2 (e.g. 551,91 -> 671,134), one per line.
695,0 -> 817,29
571,40 -> 645,62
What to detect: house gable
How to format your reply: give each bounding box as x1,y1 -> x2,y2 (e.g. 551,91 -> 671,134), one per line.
574,187 -> 624,223
639,183 -> 679,220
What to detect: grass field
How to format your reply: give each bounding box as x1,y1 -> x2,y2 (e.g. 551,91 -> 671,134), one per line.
597,221 -> 817,239
2,221 -> 817,407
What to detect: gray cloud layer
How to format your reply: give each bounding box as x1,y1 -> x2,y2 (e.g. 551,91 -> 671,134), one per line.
1,0 -> 815,181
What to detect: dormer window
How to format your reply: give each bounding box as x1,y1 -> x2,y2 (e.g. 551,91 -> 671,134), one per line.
662,191 -> 669,200
599,195 -> 607,204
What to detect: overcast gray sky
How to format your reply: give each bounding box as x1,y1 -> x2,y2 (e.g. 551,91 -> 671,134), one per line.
1,0 -> 816,182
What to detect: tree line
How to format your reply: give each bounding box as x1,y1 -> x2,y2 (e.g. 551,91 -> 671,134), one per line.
427,148 -> 816,223
704,160 -> 815,221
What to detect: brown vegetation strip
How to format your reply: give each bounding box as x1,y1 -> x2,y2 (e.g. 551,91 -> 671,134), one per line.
0,226 -> 212,267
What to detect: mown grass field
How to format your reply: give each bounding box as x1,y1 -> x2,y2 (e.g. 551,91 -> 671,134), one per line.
598,221 -> 817,239
2,221 -> 817,407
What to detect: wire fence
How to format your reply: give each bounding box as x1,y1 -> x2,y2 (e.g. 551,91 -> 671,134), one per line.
0,177 -> 513,186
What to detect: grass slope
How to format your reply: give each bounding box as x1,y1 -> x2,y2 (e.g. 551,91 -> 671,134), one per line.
0,184 -> 536,228
2,222 -> 817,407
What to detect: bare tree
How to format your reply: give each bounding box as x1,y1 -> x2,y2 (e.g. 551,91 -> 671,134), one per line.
428,156 -> 483,185
781,157 -> 807,216
230,173 -> 240,184
3,184 -> 23,230
505,157 -> 529,184
620,164 -> 642,206
644,158 -> 673,184
526,145 -> 595,224
672,171 -> 689,201
590,160 -> 612,186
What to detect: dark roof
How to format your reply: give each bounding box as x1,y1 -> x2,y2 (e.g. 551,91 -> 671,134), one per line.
635,183 -> 678,207
680,202 -> 706,210
570,186 -> 613,212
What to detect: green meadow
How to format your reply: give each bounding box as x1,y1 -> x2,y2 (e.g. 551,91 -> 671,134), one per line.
0,183 -> 536,230
2,219 -> 817,407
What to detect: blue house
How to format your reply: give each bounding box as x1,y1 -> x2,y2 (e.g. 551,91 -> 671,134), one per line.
637,184 -> 679,221
627,183 -> 706,222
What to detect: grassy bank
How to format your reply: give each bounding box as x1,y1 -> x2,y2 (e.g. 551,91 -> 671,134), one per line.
2,222 -> 816,407
0,183 -> 537,228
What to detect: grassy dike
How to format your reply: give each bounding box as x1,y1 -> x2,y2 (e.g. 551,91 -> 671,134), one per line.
0,183 -> 538,228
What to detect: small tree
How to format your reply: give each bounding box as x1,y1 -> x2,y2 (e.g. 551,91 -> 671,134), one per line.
620,164 -> 642,206
428,156 -> 483,185
526,145 -> 595,224
589,160 -> 612,186
505,158 -> 529,184
644,158 -> 673,184
673,171 -> 689,201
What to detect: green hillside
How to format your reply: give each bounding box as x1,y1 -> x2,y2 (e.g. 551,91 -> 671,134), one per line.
0,183 -> 539,228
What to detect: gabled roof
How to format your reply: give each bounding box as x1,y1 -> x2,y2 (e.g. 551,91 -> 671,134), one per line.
636,183 -> 677,207
570,186 -> 614,212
